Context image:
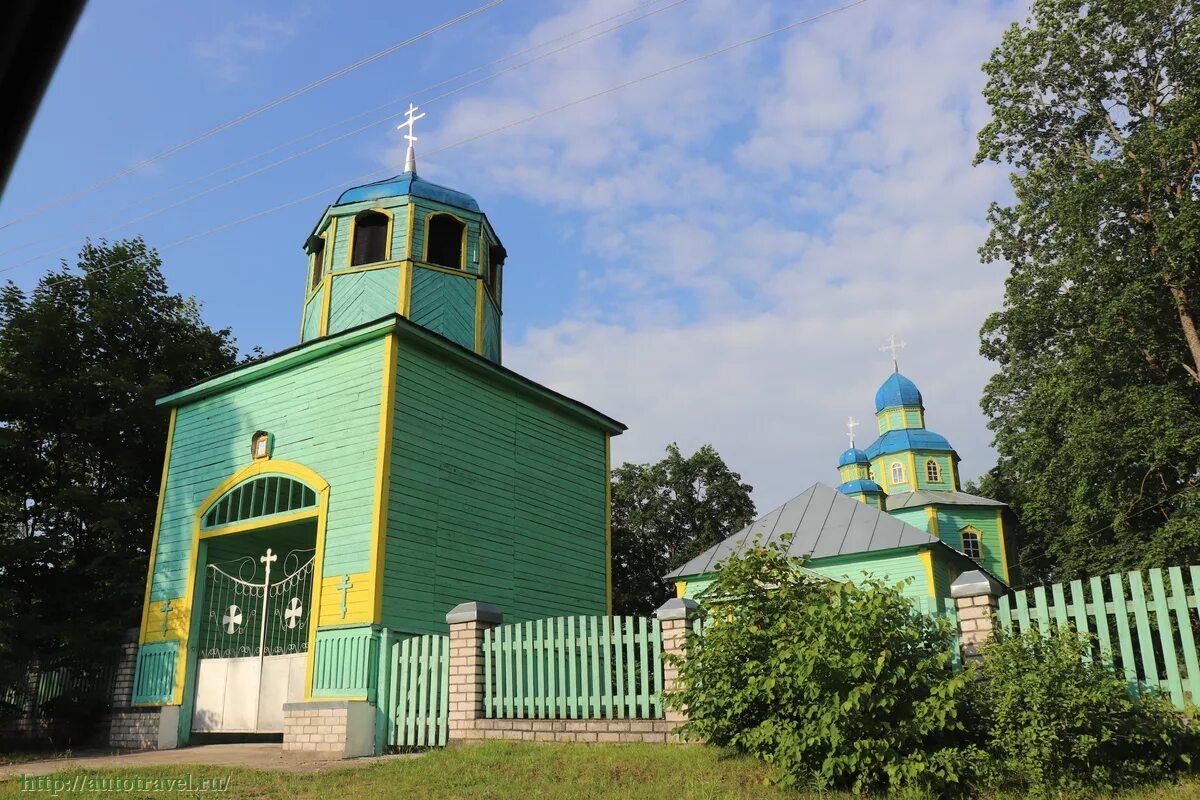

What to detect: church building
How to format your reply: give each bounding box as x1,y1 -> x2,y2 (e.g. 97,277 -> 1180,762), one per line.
668,357 -> 1013,603
128,117 -> 623,747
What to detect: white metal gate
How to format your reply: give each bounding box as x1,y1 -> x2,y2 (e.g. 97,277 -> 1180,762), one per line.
191,548 -> 314,733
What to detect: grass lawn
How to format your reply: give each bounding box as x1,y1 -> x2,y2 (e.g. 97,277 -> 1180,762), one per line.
1,742 -> 1198,799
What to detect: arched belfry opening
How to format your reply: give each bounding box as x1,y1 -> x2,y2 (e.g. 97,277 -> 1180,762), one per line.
426,213 -> 465,269
350,210 -> 389,266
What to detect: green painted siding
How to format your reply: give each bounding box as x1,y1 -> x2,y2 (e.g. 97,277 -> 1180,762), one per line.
889,507 -> 929,532
810,549 -> 932,600
483,298 -> 500,363
382,338 -> 609,634
408,268 -> 477,351
682,548 -> 934,602
150,337 -> 386,601
301,287 -> 323,342
913,452 -> 953,491
312,626 -> 379,698
934,506 -> 1008,581
327,267 -> 400,335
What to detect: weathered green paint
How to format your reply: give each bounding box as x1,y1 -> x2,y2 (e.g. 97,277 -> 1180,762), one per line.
912,452 -> 955,491
408,267 -> 477,351
385,633 -> 449,747
482,615 -> 662,721
132,641 -> 179,705
150,335 -> 386,600
483,296 -> 500,363
327,267 -> 400,336
809,548 -> 934,600
999,565 -> 1200,710
889,507 -> 929,531
301,286 -> 323,341
312,626 -> 379,698
932,506 -> 1006,580
382,334 -> 610,634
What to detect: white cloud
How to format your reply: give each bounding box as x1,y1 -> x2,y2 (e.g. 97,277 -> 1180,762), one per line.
389,0 -> 1028,511
193,14 -> 300,83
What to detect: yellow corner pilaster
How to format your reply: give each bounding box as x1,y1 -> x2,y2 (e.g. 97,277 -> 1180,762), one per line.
925,506 -> 939,536
139,408 -> 177,645
995,508 -> 1011,584
918,549 -> 937,598
368,333 -> 399,623
675,581 -> 687,599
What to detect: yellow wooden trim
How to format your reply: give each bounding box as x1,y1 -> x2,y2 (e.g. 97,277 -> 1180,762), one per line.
198,508 -> 320,539
329,260 -> 405,278
369,333 -> 399,623
303,490 -> 330,699
674,581 -> 687,599
605,434 -> 613,616
925,506 -> 939,536
995,509 -> 1011,583
346,207 -> 395,269
918,549 -> 937,598
474,279 -> 485,354
318,218 -> 337,337
400,260 -> 413,317
307,230 -> 329,297
138,408 -> 177,645
411,260 -> 477,279
318,571 -> 373,627
421,210 -> 469,271
405,203 -> 415,260
907,451 -> 918,491
198,460 -> 331,510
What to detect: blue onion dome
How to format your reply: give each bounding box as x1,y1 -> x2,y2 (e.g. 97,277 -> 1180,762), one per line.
838,447 -> 870,467
838,479 -> 884,495
336,172 -> 479,212
874,372 -> 923,412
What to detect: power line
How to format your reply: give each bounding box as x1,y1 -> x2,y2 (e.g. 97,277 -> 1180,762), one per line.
0,0 -> 689,271
0,0 -> 508,233
29,0 -> 871,291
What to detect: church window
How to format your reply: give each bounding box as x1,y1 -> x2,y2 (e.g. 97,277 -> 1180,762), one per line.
350,210 -> 389,266
925,459 -> 941,483
890,461 -> 905,485
309,236 -> 326,290
427,213 -> 466,269
961,528 -> 983,560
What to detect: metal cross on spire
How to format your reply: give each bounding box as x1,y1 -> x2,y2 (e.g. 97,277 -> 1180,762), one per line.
845,416 -> 859,448
397,102 -> 426,175
880,335 -> 906,372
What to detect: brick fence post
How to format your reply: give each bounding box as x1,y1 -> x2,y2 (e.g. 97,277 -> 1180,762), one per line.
950,569 -> 1006,662
445,601 -> 502,744
654,597 -> 704,740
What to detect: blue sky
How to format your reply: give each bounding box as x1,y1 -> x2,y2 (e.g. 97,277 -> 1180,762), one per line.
0,0 -> 1028,512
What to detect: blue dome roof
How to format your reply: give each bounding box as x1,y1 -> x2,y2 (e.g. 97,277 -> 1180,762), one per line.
837,479 -> 884,495
863,429 -> 954,458
838,447 -> 870,467
874,372 -> 923,412
336,172 -> 480,211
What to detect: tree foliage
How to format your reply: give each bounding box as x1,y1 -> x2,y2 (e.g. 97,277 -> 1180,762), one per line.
667,538 -> 968,794
964,626 -> 1193,795
610,443 -> 754,616
975,0 -> 1200,578
0,239 -> 240,677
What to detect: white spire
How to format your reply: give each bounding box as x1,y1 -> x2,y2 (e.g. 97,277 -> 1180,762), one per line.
397,102 -> 426,176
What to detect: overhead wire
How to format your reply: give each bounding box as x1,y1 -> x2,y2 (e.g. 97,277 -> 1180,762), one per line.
26,0 -> 871,291
0,0 -> 508,233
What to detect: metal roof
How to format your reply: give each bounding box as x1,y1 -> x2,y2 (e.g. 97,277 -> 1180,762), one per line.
885,490 -> 1007,510
863,428 -> 955,458
336,171 -> 480,211
875,372 -> 923,412
665,482 -> 939,579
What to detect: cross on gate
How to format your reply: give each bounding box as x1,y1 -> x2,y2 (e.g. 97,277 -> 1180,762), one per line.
284,597 -> 303,629
160,599 -> 173,638
223,604 -> 242,634
337,575 -> 353,619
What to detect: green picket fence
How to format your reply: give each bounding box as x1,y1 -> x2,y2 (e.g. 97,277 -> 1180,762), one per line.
999,565 -> 1200,709
484,615 -> 663,720
1,662 -> 116,719
384,633 -> 449,748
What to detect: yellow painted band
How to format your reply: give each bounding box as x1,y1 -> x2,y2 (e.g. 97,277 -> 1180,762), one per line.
369,333 -> 399,623
919,549 -> 937,598
139,408 -> 177,645
995,509 -> 1011,584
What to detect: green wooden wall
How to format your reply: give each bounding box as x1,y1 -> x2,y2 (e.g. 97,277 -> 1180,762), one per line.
808,549 -> 934,600
933,505 -> 1008,581
327,268 -> 400,336
409,199 -> 483,274
409,268 -> 477,351
912,452 -> 955,491
381,337 -> 609,634
150,336 -> 386,602
301,286 -> 323,341
483,297 -> 500,363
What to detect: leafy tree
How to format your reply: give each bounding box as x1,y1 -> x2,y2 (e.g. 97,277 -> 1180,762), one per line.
667,538 -> 968,794
0,238 -> 241,682
610,443 -> 754,616
975,0 -> 1200,578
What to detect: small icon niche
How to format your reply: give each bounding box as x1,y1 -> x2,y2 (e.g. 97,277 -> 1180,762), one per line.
251,431 -> 273,460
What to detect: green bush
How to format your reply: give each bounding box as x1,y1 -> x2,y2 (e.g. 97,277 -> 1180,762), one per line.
665,538 -> 969,795
964,626 -> 1194,796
